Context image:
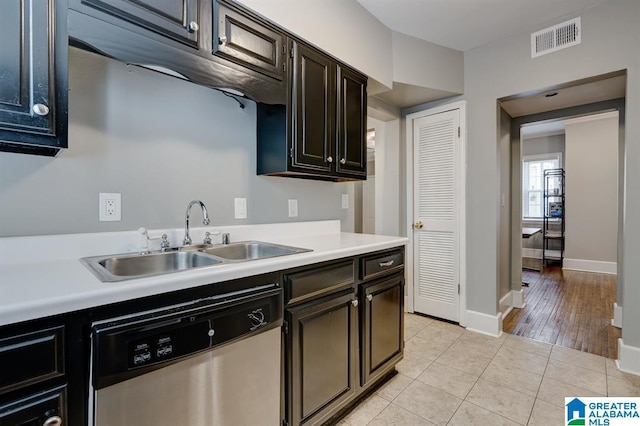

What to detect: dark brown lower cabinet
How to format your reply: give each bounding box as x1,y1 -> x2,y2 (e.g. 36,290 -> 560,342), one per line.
0,385 -> 66,425
360,275 -> 404,386
286,290 -> 358,426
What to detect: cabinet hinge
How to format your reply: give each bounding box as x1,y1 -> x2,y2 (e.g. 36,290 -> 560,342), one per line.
457,283 -> 460,295
282,320 -> 289,334
457,126 -> 460,138
289,147 -> 294,159
290,47 -> 294,58
282,420 -> 289,426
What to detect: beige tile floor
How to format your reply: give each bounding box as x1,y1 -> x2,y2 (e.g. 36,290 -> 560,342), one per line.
339,313 -> 640,426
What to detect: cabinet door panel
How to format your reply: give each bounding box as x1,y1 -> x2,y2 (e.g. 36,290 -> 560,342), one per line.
361,276 -> 404,386
336,65 -> 367,178
291,42 -> 334,173
80,0 -> 199,47
214,1 -> 285,81
0,0 -> 53,135
287,291 -> 357,425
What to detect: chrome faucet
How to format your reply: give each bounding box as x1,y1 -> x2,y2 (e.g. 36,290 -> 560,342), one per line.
183,200 -> 210,246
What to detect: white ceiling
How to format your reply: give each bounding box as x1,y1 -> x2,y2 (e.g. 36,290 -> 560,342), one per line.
355,0 -> 607,52
356,0 -> 624,110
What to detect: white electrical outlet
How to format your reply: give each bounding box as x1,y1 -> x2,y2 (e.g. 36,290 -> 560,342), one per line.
234,198 -> 247,219
341,194 -> 349,209
288,199 -> 298,217
99,193 -> 121,221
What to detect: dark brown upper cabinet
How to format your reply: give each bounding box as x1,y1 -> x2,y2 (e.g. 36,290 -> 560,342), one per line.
68,0 -> 288,104
0,0 -> 68,156
257,40 -> 367,182
213,0 -> 286,82
336,65 -> 367,178
79,0 -> 201,48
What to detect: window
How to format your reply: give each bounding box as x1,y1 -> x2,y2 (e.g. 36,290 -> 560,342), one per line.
522,153 -> 562,218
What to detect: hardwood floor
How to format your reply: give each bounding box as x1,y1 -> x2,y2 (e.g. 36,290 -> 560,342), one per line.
503,260 -> 621,359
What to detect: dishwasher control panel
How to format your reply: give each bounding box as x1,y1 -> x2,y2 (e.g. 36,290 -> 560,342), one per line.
127,321 -> 208,369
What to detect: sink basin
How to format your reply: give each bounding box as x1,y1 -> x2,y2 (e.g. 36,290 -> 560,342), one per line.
200,241 -> 311,261
81,240 -> 311,282
82,250 -> 222,282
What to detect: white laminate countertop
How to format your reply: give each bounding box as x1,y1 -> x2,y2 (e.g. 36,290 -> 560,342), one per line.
0,221 -> 407,327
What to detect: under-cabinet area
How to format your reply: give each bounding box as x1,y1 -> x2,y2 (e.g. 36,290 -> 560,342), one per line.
0,225 -> 406,426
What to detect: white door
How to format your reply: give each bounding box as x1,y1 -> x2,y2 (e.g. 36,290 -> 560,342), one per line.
412,109 -> 460,322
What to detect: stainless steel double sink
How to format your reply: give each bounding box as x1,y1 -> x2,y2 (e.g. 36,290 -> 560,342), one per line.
81,241 -> 311,282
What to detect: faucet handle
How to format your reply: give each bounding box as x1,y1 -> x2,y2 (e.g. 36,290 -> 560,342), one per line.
203,232 -> 212,245
160,234 -> 171,251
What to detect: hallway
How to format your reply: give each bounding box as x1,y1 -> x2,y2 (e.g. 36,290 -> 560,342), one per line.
504,264 -> 620,358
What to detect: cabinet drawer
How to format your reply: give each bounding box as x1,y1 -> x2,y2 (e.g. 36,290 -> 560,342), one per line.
361,249 -> 404,280
284,260 -> 354,306
0,385 -> 66,425
0,326 -> 64,394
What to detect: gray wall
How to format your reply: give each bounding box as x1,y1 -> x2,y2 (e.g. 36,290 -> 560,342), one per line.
405,0 -> 639,347
460,0 -> 639,346
522,134 -> 565,158
564,113 -> 618,263
0,48 -> 354,237
498,108 -> 511,303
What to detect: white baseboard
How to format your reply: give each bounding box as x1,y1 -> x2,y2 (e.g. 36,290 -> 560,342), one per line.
563,258 -> 617,274
612,302 -> 622,328
499,292 -> 512,317
617,338 -> 640,376
522,248 -> 542,259
512,289 -> 525,309
466,310 -> 503,338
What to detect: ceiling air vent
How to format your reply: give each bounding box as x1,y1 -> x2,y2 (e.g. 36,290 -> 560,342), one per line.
531,17 -> 581,58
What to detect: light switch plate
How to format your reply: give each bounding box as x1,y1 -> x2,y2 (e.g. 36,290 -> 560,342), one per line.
99,193 -> 121,222
288,199 -> 298,217
234,198 -> 247,219
341,194 -> 349,209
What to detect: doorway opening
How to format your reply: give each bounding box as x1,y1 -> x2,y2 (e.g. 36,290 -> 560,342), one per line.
498,71 -> 626,358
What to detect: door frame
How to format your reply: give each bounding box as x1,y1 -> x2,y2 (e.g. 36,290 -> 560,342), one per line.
405,101 -> 467,326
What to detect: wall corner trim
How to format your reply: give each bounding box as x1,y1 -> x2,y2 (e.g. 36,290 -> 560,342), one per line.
617,338 -> 640,376
612,303 -> 623,328
512,289 -> 525,309
466,310 -> 503,338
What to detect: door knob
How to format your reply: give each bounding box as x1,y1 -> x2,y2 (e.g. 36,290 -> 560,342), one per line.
366,294 -> 373,302
327,156 -> 333,163
188,21 -> 199,32
412,221 -> 424,229
340,158 -> 346,164
351,299 -> 358,307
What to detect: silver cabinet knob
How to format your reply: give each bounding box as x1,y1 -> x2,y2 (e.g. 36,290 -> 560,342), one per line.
188,21 -> 199,32
327,156 -> 333,163
32,103 -> 49,116
352,299 -> 358,307
340,158 -> 346,164
366,294 -> 373,302
43,416 -> 62,426
219,35 -> 228,44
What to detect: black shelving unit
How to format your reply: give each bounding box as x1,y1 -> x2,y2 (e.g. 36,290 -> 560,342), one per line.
543,168 -> 565,266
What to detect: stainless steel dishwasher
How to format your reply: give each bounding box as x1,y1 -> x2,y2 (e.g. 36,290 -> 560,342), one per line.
88,283 -> 282,426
